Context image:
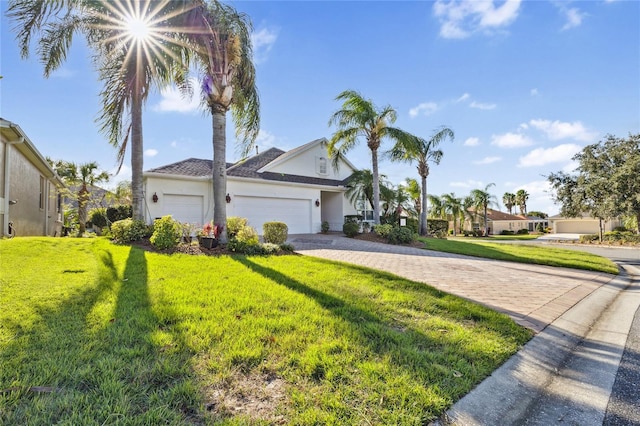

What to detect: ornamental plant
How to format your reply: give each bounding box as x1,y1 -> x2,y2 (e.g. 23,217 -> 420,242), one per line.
150,216 -> 182,249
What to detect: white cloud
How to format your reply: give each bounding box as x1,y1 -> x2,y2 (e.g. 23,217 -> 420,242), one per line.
474,156 -> 501,165
144,149 -> 158,157
491,132 -> 533,148
252,27 -> 278,64
518,143 -> 582,167
51,67 -> 76,78
561,7 -> 585,31
528,119 -> 598,142
170,141 -> 178,148
255,129 -> 277,147
530,88 -> 539,96
409,102 -> 438,117
450,179 -> 485,188
457,93 -> 471,103
464,137 -> 480,146
153,78 -> 200,114
470,101 -> 497,110
433,0 -> 522,39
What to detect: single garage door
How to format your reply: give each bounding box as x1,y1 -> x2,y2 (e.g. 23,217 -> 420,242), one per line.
234,196 -> 312,234
555,220 -> 599,234
162,194 -> 204,225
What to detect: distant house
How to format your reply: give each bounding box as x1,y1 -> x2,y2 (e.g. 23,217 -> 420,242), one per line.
548,214 -> 621,234
0,118 -> 65,237
143,138 -> 358,234
464,208 -> 529,235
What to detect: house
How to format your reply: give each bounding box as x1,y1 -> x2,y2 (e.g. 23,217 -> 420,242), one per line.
143,138 -> 358,234
548,213 -> 621,234
0,118 -> 65,237
464,208 -> 529,235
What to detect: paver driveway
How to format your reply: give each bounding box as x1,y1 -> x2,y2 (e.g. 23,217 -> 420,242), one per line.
290,234 -> 615,333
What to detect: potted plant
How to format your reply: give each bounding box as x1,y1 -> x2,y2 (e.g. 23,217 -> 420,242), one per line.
198,222 -> 223,248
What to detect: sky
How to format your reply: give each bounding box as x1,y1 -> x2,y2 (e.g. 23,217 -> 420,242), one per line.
1,0 -> 639,215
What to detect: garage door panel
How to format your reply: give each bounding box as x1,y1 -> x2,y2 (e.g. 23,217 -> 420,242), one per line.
556,221 -> 599,234
162,194 -> 204,225
235,196 -> 311,234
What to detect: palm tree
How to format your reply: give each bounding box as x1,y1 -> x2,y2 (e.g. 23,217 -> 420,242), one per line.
328,90 -> 415,225
516,189 -> 530,216
344,169 -> 377,212
54,161 -> 110,236
8,0 -> 197,222
442,192 -> 463,236
503,192 -> 516,215
461,195 -> 476,232
388,127 -> 454,235
427,195 -> 446,219
405,177 -> 422,220
190,1 -> 260,243
471,183 -> 497,236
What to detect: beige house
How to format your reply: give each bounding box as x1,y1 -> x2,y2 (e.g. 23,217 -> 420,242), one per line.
143,138 -> 358,234
1,118 -> 65,237
464,208 -> 529,235
549,214 -> 621,234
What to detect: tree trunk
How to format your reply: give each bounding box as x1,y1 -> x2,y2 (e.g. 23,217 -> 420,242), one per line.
420,174 -> 428,236
212,106 -> 229,243
371,148 -> 381,225
131,83 -> 144,221
484,203 -> 488,236
78,185 -> 88,236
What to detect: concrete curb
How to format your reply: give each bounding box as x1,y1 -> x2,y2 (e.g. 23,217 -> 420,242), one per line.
433,265 -> 640,425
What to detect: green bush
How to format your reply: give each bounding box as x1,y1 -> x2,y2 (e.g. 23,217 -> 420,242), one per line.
500,230 -> 515,235
343,215 -> 362,224
373,224 -> 394,238
227,216 -> 248,239
261,243 -> 281,255
106,205 -> 132,223
427,219 -> 448,236
536,223 -> 545,233
343,222 -> 360,238
321,221 -> 330,234
406,217 -> 419,234
150,216 -> 182,250
111,218 -> 149,243
263,222 -> 288,245
88,208 -> 108,228
387,227 -> 416,245
236,225 -> 259,245
516,229 -> 529,235
279,243 -> 295,252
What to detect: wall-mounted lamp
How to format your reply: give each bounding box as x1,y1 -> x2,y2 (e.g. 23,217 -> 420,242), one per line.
315,199 -> 320,207
152,192 -> 158,203
226,193 -> 231,203
8,200 -> 18,205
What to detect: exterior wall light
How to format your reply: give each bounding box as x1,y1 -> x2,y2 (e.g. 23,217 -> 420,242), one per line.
315,199 -> 320,207
226,193 -> 231,203
152,193 -> 158,203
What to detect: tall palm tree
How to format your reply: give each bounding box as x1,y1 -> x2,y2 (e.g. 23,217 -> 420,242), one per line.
427,194 -> 446,219
516,189 -> 530,216
461,195 -> 476,232
503,192 -> 516,215
328,90 -> 415,225
8,0 -> 197,222
388,126 -> 454,235
471,183 -> 497,236
405,177 -> 422,220
54,161 -> 110,236
442,192 -> 463,236
189,1 -> 260,243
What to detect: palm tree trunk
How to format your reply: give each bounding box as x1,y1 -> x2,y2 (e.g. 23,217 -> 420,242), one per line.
131,83 -> 144,221
371,148 -> 381,225
78,185 -> 88,236
484,203 -> 488,236
212,105 -> 229,243
420,175 -> 428,235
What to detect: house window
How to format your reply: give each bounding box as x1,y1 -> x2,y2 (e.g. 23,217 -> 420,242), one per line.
317,157 -> 328,175
39,176 -> 45,210
57,192 -> 62,213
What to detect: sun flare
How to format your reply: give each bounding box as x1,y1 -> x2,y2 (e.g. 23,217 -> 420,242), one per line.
125,16 -> 152,42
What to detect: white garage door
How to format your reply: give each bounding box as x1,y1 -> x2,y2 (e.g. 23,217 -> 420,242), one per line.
162,194 -> 204,225
555,220 -> 599,234
234,196 -> 312,234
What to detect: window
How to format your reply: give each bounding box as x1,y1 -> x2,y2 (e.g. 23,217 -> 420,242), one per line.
57,192 -> 62,213
39,176 -> 45,210
317,157 -> 328,175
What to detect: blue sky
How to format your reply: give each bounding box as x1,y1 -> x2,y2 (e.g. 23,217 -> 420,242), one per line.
1,0 -> 638,215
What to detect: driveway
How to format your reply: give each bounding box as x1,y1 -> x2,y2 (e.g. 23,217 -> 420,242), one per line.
289,234 -> 615,333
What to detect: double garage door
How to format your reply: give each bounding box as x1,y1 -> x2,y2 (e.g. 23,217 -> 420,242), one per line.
234,196 -> 312,235
555,220 -> 599,234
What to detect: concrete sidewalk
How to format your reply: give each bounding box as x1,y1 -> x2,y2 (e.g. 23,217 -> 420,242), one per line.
289,234 -> 640,425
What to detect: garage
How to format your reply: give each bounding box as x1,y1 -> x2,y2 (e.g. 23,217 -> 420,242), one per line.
234,196 -> 312,234
161,194 -> 204,225
555,220 -> 600,234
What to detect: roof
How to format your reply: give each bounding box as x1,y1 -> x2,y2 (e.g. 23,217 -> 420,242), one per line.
145,144 -> 350,187
468,208 -> 528,221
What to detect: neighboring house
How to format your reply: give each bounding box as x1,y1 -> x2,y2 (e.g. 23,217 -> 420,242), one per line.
63,184 -> 117,210
549,214 -> 621,234
464,208 -> 529,235
0,118 -> 65,237
144,138 -> 359,234
525,215 -> 549,232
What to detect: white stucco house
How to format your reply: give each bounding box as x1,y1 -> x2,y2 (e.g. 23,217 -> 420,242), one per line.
143,138 -> 358,234
548,214 -> 621,234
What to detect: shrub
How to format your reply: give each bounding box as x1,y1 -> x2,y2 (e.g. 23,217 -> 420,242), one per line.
406,218 -> 419,234
236,225 -> 259,245
111,218 -> 148,243
387,227 -> 416,245
227,239 -> 263,255
373,224 -> 394,238
427,219 -> 449,236
536,223 -> 545,233
343,222 -> 359,238
261,243 -> 281,255
106,205 -> 132,223
263,222 -> 288,245
227,216 -> 248,239
321,221 -> 330,234
613,226 -> 628,232
500,230 -> 515,235
516,229 -> 529,235
150,216 -> 182,250
343,215 -> 362,224
279,243 -> 295,252
89,208 -> 108,228
579,234 -> 599,243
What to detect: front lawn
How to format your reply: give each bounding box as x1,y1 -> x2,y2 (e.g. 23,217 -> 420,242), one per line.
0,238 -> 531,425
419,237 -> 619,275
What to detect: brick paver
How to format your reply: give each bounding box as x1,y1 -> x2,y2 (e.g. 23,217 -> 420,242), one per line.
290,234 -> 614,333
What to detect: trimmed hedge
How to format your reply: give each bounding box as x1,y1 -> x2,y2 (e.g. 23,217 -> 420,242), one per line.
343,222 -> 359,238
150,216 -> 182,250
263,221 -> 288,245
227,216 -> 248,239
111,218 -> 149,243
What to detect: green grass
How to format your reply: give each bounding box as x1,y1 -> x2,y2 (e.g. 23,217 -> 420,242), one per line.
485,234 -> 540,240
419,237 -> 619,275
0,238 -> 532,425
